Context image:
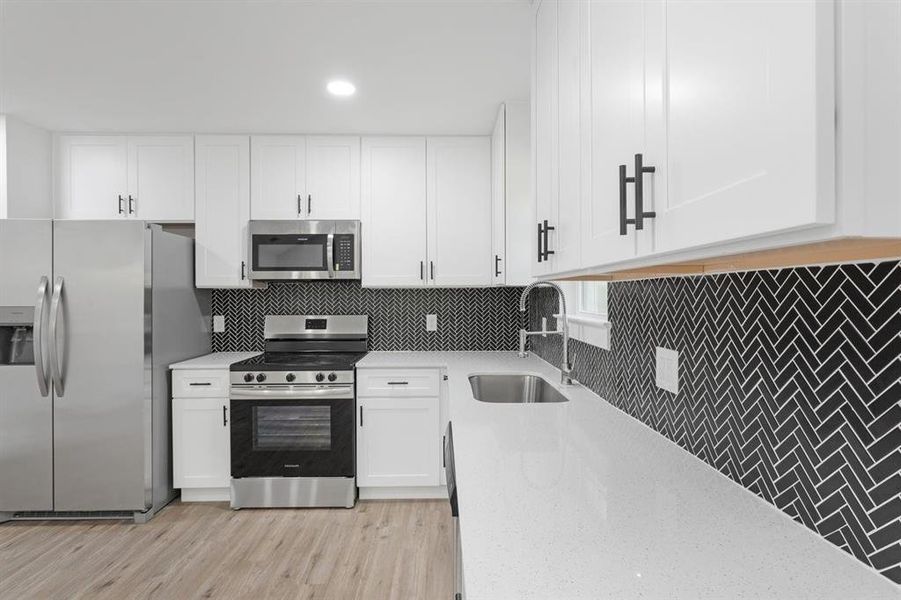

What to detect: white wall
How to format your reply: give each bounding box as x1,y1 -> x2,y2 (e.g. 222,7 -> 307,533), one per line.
0,115 -> 53,219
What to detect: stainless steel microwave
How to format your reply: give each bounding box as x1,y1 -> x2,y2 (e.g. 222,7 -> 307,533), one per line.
248,220 -> 361,281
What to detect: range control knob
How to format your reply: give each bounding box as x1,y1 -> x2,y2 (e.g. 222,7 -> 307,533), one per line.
315,372 -> 325,382
256,373 -> 267,383
327,372 -> 337,382
243,373 -> 254,383
285,373 -> 296,382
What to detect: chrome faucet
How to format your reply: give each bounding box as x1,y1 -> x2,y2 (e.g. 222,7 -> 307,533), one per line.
518,281 -> 573,385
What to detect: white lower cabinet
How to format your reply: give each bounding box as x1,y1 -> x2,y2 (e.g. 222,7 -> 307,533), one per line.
356,368 -> 445,497
172,395 -> 231,501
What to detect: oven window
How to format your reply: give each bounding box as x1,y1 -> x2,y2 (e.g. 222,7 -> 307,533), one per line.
257,243 -> 324,269
252,406 -> 332,451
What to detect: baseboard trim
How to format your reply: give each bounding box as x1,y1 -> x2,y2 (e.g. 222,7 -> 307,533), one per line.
180,488 -> 230,502
359,486 -> 448,500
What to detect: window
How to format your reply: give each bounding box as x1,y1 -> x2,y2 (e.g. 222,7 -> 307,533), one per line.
579,281 -> 608,318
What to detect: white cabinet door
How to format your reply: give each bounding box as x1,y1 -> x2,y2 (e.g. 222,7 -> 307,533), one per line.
580,0 -> 645,266
533,0 -> 557,277
357,396 -> 440,487
195,135 -> 252,288
491,105 -> 507,285
361,137 -> 428,287
651,0 -> 835,253
126,136 -> 194,221
172,397 -> 230,489
306,136 -> 361,220
426,137 -> 492,286
503,100 -> 534,287
250,135 -> 306,219
55,135 -> 128,219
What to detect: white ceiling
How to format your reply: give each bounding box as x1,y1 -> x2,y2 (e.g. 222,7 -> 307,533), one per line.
0,0 -> 531,134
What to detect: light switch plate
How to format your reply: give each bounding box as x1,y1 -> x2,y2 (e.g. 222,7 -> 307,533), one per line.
655,346 -> 679,394
213,315 -> 225,333
426,314 -> 438,331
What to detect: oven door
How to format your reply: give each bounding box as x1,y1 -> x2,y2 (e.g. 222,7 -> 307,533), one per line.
230,385 -> 355,478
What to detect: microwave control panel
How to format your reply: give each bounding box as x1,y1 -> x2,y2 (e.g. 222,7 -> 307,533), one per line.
334,235 -> 356,271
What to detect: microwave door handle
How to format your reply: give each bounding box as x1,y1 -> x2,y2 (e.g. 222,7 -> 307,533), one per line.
326,233 -> 335,278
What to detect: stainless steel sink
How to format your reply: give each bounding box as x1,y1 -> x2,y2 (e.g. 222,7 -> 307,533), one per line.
468,374 -> 569,404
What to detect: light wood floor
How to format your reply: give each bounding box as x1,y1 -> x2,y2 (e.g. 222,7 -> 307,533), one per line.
0,500 -> 453,600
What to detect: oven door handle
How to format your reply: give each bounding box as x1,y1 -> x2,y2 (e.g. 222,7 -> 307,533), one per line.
230,385 -> 354,400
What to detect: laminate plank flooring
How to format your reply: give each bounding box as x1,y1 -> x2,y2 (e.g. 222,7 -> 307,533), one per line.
0,500 -> 453,600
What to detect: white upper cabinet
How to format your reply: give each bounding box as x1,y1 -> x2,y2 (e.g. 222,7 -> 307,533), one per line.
361,137 -> 428,287
56,134 -> 194,221
306,136 -> 361,220
427,137 -> 493,287
533,0 -> 557,277
649,0 -> 835,253
581,0 -> 645,266
250,135 -> 306,220
126,136 -> 195,221
491,105 -> 506,286
56,135 -> 128,219
195,135 -> 252,288
251,135 -> 361,220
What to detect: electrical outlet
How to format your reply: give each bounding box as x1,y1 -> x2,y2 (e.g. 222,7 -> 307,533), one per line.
426,314 -> 438,332
213,315 -> 225,333
655,346 -> 679,394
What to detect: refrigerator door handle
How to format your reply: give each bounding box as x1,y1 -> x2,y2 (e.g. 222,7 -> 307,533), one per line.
33,276 -> 51,397
48,276 -> 65,397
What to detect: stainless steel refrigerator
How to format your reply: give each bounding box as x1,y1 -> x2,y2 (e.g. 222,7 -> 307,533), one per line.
0,220 -> 210,522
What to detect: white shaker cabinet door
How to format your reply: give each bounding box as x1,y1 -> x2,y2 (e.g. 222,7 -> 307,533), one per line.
491,104 -> 507,286
356,396 -> 440,488
650,0 -> 835,253
250,135 -> 307,220
306,136 -> 361,220
426,137 -> 492,287
581,0 -> 644,267
172,397 -> 230,489
127,136 -> 195,221
195,135 -> 252,288
55,135 -> 128,219
361,137 -> 428,287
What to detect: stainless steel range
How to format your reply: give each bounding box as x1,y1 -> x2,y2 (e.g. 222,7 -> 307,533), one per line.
228,315 -> 368,509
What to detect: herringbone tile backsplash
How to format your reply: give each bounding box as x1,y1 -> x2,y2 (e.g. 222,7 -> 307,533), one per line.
212,282 -> 525,352
531,261 -> 901,584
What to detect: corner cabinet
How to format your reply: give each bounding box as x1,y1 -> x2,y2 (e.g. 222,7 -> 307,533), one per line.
361,136 -> 493,288
251,135 -> 361,220
194,135 -> 253,288
356,368 -> 444,498
533,0 -> 900,278
55,135 -> 194,222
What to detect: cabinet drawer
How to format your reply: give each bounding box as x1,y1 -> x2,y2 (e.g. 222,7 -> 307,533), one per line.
172,370 -> 230,398
357,369 -> 440,397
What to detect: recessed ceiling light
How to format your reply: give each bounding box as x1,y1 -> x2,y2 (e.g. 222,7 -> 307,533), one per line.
327,80 -> 356,97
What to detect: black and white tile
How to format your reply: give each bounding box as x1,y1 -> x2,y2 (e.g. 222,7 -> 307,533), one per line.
212,281 -> 527,352
531,261 -> 901,584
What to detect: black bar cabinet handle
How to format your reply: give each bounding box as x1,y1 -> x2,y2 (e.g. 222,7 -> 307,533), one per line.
307,194 -> 311,215
430,261 -> 435,280
189,382 -> 212,386
387,381 -> 409,385
297,194 -> 302,216
537,222 -> 544,263
359,406 -> 363,426
542,220 -> 555,260
633,153 -> 657,230
443,435 -> 446,468
128,195 -> 135,215
118,195 -> 125,215
420,261 -> 424,281
222,405 -> 228,427
494,255 -> 502,277
619,164 -> 636,235
241,261 -> 246,280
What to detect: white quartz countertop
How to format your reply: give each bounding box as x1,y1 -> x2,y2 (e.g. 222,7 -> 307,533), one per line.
169,351 -> 260,370
356,351 -> 898,600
